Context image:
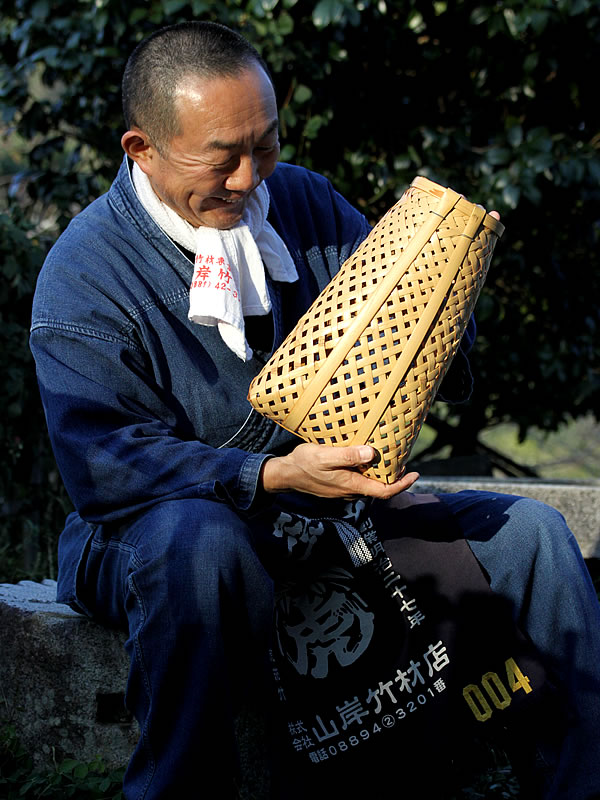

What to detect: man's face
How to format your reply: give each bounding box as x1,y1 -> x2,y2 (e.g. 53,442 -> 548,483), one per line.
136,65 -> 280,230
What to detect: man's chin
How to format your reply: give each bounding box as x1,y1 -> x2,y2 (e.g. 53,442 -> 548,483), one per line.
199,201 -> 246,230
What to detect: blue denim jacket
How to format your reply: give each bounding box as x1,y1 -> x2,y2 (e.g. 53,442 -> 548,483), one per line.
30,158 -> 474,561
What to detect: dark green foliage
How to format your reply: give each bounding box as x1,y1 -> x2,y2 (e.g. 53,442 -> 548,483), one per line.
0,209 -> 73,581
0,725 -> 125,799
0,0 -> 598,577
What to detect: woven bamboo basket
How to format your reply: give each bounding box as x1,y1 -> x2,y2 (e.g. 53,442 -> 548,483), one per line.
248,176 -> 504,483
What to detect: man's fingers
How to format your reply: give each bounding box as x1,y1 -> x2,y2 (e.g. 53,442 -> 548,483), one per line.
334,466 -> 420,500
358,470 -> 420,499
309,443 -> 419,493
317,444 -> 378,469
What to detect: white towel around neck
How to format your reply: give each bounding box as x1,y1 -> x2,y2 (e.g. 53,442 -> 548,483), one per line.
131,162 -> 298,361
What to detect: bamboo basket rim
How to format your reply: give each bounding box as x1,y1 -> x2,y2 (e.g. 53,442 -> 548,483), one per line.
412,176 -> 504,237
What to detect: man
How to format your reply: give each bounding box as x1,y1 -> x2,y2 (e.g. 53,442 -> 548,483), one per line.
30,21 -> 600,800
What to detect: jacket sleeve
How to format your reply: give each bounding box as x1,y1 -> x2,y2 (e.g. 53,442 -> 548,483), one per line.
30,324 -> 270,525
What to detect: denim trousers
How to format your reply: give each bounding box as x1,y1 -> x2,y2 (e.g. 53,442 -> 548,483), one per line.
67,490 -> 600,799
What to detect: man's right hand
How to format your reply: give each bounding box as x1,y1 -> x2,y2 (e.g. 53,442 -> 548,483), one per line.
260,442 -> 419,500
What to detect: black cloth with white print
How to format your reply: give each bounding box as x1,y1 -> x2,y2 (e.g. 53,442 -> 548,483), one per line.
249,493 -> 561,800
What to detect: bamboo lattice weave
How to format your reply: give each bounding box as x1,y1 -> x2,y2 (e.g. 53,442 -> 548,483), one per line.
248,176 -> 504,483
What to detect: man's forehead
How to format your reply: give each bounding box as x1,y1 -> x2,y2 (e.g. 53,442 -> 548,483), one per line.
172,69 -> 278,148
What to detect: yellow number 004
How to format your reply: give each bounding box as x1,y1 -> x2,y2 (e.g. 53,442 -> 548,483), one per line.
463,657 -> 532,722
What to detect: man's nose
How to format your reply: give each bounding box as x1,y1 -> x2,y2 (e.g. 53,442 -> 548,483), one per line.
224,155 -> 259,192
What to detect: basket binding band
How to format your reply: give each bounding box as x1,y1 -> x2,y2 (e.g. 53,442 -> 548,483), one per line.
349,201 -> 487,447
284,186 -> 467,432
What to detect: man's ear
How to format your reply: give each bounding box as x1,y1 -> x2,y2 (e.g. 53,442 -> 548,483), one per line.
121,128 -> 157,175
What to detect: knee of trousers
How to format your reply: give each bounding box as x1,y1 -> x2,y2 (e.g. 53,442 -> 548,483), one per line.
447,490 -> 574,554
504,495 -> 575,557
124,498 -> 272,619
444,490 -> 581,590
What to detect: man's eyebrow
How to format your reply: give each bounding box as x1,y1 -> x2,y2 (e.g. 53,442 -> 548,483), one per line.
207,119 -> 279,151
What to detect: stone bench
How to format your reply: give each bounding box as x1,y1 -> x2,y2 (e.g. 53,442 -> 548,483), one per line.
0,579 -> 136,769
1,477 -> 598,792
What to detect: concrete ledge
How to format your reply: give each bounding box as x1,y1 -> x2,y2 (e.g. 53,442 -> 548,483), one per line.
416,477 -> 600,558
0,579 -> 136,769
